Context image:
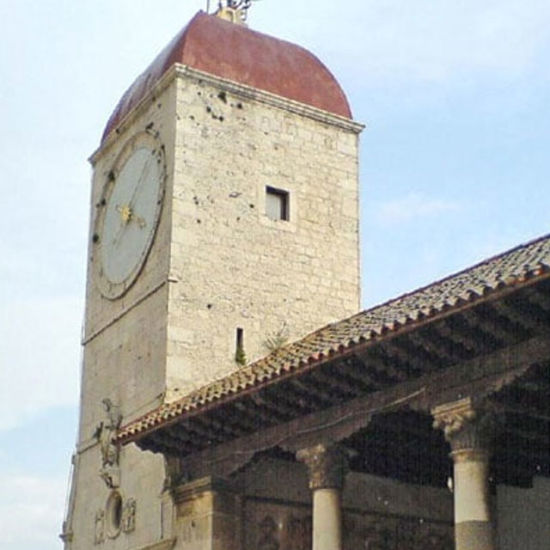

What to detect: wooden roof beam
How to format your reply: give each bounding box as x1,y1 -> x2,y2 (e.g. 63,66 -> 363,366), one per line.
526,286 -> 550,312
173,334 -> 550,479
257,385 -> 310,416
462,305 -> 526,345
495,295 -> 547,333
436,317 -> 488,356
143,431 -> 190,455
288,377 -> 334,408
405,328 -> 457,367
234,398 -> 284,426
348,353 -> 402,386
309,366 -> 364,399
379,340 -> 429,374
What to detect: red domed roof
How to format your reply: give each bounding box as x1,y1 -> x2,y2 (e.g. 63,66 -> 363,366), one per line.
102,11 -> 352,142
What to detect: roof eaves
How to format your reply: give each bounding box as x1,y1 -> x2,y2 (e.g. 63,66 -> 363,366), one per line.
116,233 -> 550,444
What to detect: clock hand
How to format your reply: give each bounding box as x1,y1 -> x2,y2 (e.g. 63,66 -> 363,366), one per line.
109,153 -> 156,248
111,201 -> 136,247
111,214 -> 128,248
115,204 -> 147,229
128,154 -> 155,209
110,209 -> 146,253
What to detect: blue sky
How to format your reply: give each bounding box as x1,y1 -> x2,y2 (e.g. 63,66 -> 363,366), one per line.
1,1 -> 550,548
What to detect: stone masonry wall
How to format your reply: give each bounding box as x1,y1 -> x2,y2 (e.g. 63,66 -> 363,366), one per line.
81,77 -> 178,433
68,77 -> 179,550
165,74 -> 361,396
68,67 -> 361,550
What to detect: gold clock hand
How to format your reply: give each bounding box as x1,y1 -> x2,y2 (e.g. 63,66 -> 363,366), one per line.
111,203 -> 133,247
115,203 -> 147,229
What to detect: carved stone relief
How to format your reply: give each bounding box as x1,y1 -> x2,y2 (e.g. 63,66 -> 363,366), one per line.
257,515 -> 280,550
432,397 -> 497,453
94,509 -> 105,545
94,398 -> 122,488
287,514 -> 312,550
121,497 -> 137,533
344,514 -> 397,550
244,499 -> 453,550
296,443 -> 349,490
93,494 -> 136,544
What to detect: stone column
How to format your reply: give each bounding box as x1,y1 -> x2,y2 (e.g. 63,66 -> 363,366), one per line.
297,443 -> 348,550
432,398 -> 497,550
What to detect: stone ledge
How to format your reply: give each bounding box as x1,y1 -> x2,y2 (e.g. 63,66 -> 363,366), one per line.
135,538 -> 177,550
172,476 -> 235,504
91,63 -> 364,162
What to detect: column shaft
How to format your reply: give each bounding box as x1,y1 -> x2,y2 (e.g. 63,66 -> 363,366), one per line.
432,398 -> 497,550
312,488 -> 342,550
297,443 -> 347,550
453,451 -> 494,550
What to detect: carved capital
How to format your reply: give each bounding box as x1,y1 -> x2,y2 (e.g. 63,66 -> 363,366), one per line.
296,443 -> 348,490
432,397 -> 497,455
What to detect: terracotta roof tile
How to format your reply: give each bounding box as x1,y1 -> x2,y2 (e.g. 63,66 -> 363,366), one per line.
118,233 -> 550,442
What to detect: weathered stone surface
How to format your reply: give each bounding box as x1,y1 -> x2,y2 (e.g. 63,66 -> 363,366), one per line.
65,54 -> 360,549
297,444 -> 349,490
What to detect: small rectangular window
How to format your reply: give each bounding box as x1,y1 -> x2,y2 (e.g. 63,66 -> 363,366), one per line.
266,186 -> 289,221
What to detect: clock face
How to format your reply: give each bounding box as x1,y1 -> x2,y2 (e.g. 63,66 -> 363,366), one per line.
95,135 -> 165,299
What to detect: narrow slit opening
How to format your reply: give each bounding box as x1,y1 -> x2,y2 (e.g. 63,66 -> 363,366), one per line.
235,327 -> 246,365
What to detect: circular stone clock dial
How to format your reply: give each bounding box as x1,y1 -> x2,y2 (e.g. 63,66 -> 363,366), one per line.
95,136 -> 165,299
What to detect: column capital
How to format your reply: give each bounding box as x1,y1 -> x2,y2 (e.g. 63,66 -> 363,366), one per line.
432,397 -> 497,456
296,443 -> 349,491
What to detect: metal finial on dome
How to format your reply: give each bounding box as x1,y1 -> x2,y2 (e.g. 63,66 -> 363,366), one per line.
212,0 -> 258,25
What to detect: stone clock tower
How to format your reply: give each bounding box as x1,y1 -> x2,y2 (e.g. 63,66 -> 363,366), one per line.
62,7 -> 362,550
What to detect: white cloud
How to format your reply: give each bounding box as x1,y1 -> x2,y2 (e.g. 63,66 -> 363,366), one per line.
373,192 -> 460,225
0,297 -> 82,431
0,474 -> 66,549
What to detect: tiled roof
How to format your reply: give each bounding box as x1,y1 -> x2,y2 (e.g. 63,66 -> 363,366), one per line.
118,233 -> 550,442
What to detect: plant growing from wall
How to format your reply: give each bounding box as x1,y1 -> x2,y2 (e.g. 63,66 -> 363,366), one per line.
264,322 -> 289,353
235,344 -> 247,365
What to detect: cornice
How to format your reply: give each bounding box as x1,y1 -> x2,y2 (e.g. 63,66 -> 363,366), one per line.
90,63 -> 364,163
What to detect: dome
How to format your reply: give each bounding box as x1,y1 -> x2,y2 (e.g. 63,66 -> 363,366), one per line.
102,11 -> 352,142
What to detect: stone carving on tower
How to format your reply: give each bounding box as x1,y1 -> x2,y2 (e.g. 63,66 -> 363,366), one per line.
62,7 -> 362,549
94,398 -> 122,489
121,498 -> 137,534
94,509 -> 105,545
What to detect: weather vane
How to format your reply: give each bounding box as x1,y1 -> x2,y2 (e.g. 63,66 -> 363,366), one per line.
208,0 -> 260,24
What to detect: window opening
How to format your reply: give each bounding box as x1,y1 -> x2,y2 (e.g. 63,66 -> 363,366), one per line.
266,186 -> 289,221
235,327 -> 246,365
